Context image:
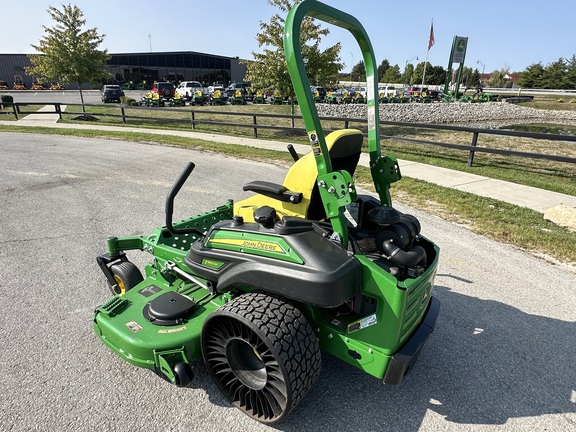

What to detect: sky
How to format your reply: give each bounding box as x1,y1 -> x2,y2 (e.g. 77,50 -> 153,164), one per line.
1,0 -> 575,75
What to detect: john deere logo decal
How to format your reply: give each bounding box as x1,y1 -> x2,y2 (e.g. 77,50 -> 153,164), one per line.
210,238 -> 285,253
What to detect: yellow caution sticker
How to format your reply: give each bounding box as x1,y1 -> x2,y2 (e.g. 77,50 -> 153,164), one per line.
348,314 -> 378,334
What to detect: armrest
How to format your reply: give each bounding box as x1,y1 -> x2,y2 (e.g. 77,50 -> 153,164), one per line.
243,181 -> 303,204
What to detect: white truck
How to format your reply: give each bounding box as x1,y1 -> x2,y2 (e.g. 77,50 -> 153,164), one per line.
176,81 -> 207,101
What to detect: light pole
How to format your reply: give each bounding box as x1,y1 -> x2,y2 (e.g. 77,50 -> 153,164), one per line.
350,51 -> 354,82
476,60 -> 485,74
477,60 -> 485,86
403,56 -> 418,88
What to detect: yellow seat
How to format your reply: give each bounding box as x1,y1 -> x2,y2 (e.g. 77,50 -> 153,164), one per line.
234,129 -> 363,222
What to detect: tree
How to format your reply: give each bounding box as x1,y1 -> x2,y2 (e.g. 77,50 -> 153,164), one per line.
517,63 -> 545,88
377,59 -> 390,82
26,4 -> 110,112
485,68 -> 510,88
412,61 -> 433,86
565,55 -> 576,90
427,65 -> 447,86
540,58 -> 567,89
350,61 -> 366,81
402,63 -> 415,86
381,64 -> 401,83
243,0 -> 343,98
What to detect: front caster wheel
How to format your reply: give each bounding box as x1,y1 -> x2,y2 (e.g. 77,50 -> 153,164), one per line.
107,261 -> 143,296
174,362 -> 193,387
201,292 -> 321,424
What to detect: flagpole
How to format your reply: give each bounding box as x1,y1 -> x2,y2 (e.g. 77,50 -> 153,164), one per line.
421,18 -> 433,90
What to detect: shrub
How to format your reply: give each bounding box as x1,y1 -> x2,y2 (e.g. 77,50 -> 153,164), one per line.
1,94 -> 13,110
120,96 -> 136,106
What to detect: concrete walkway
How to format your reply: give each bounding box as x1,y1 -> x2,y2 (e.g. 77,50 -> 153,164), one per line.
1,110 -> 575,215
13,104 -> 66,124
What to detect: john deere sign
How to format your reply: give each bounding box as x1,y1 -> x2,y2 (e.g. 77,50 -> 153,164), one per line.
452,37 -> 468,64
443,35 -> 469,96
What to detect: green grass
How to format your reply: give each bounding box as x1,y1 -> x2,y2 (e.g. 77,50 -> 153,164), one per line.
518,94 -> 576,111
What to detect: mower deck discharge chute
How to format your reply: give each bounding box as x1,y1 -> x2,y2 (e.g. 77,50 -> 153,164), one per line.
93,0 -> 440,424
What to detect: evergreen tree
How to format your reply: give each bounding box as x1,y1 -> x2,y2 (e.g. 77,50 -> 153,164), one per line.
565,55 -> 576,90
350,61 -> 366,81
26,4 -> 110,112
381,65 -> 401,83
517,63 -> 545,88
377,59 -> 390,82
540,58 -> 568,89
243,0 -> 342,98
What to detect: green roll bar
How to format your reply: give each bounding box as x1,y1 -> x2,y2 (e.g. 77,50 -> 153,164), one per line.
284,0 -> 401,248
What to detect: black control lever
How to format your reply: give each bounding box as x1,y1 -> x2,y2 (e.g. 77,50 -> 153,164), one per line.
287,144 -> 300,162
165,162 -> 205,236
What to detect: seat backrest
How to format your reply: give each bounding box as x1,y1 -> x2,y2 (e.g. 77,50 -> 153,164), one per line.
233,129 -> 363,222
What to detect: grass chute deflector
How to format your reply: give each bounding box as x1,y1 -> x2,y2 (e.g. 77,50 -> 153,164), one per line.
284,0 -> 401,248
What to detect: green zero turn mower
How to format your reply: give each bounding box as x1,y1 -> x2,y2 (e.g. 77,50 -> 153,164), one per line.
94,0 -> 440,424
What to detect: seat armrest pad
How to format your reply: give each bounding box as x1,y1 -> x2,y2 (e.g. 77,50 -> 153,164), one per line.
243,181 -> 287,195
243,181 -> 302,204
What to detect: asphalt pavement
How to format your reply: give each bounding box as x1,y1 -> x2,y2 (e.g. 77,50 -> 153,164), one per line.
1,133 -> 574,431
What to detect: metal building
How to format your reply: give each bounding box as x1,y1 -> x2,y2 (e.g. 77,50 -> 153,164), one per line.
0,51 -> 247,89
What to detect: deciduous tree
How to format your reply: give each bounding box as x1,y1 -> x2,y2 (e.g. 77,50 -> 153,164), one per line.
26,4 -> 110,112
244,0 -> 343,98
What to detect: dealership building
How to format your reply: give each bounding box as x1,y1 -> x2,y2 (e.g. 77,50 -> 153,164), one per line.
0,51 -> 247,88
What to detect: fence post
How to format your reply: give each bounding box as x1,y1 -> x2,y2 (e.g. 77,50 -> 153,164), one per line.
191,111 -> 195,129
467,132 -> 479,167
344,120 -> 349,129
121,107 -> 126,124
253,115 -> 258,138
12,103 -> 19,120
55,103 -> 62,120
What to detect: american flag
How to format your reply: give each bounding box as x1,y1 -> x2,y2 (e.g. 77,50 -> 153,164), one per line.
428,22 -> 435,50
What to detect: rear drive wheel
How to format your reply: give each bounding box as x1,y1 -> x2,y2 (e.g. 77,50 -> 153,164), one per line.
108,261 -> 143,296
202,292 -> 321,424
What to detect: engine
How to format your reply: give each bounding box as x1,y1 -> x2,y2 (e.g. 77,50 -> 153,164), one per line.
350,196 -> 429,280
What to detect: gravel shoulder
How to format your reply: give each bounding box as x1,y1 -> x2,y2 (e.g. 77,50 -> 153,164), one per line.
316,101 -> 576,128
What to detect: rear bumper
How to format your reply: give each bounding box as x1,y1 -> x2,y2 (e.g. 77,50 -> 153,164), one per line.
383,296 -> 440,384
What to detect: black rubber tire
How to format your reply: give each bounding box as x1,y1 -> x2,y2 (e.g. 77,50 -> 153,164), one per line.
173,362 -> 193,387
201,292 -> 321,424
162,87 -> 171,97
108,261 -> 143,296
